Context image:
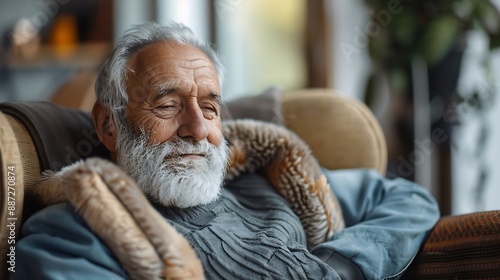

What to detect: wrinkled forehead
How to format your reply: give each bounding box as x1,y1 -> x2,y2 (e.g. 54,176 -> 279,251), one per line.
126,41 -> 220,89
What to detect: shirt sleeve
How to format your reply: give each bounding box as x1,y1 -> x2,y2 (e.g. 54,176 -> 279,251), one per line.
312,168 -> 440,280
10,203 -> 127,280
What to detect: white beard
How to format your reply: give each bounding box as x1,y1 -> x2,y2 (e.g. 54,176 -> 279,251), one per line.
116,125 -> 229,208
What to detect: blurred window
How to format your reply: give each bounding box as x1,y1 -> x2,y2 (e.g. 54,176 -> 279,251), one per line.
214,0 -> 307,99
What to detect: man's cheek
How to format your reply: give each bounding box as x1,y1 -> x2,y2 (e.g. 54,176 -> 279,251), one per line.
147,120 -> 178,144
209,121 -> 223,146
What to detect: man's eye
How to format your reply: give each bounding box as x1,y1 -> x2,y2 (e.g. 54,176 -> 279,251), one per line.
157,105 -> 176,110
152,105 -> 179,117
202,106 -> 216,112
202,105 -> 219,116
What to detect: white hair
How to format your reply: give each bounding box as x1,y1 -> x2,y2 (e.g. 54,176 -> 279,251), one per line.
94,21 -> 225,126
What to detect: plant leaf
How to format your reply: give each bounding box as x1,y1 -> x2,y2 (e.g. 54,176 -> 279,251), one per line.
415,15 -> 460,66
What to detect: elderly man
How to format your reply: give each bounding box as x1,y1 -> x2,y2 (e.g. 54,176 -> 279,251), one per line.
13,22 -> 439,280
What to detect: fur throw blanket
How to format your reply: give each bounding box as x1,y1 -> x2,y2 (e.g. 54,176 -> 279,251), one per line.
29,119 -> 345,280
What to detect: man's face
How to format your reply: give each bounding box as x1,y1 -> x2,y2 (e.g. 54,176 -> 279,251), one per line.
112,41 -> 228,208
124,41 -> 223,147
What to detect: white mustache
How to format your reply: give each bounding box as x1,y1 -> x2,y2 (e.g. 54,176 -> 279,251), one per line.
159,138 -> 211,158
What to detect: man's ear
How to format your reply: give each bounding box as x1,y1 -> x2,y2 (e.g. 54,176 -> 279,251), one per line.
92,101 -> 118,155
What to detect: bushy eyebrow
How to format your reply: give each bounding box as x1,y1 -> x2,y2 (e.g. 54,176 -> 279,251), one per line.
205,92 -> 222,106
153,81 -> 180,102
153,81 -> 221,105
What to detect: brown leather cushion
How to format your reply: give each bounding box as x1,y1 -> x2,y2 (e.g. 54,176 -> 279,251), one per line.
0,101 -> 110,172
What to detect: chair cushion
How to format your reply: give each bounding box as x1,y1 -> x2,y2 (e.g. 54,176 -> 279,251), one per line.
0,101 -> 110,172
224,87 -> 283,125
281,89 -> 387,174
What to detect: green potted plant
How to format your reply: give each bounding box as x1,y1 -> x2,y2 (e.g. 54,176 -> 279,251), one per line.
363,0 -> 500,105
361,0 -> 500,213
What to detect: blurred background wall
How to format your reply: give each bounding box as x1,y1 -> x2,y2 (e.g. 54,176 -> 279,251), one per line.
0,0 -> 499,215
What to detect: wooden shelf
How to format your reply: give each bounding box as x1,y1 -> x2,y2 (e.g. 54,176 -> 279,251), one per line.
7,43 -> 112,70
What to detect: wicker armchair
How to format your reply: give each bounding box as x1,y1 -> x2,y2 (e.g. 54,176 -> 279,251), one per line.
1,88 -> 499,279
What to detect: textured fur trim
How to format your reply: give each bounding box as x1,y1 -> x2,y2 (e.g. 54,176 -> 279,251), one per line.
223,119 -> 344,248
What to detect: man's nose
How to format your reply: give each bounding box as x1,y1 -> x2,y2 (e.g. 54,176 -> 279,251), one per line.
177,105 -> 209,141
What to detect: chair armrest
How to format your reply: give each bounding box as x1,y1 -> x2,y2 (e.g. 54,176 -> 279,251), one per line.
405,210 -> 500,279
0,112 -> 26,278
